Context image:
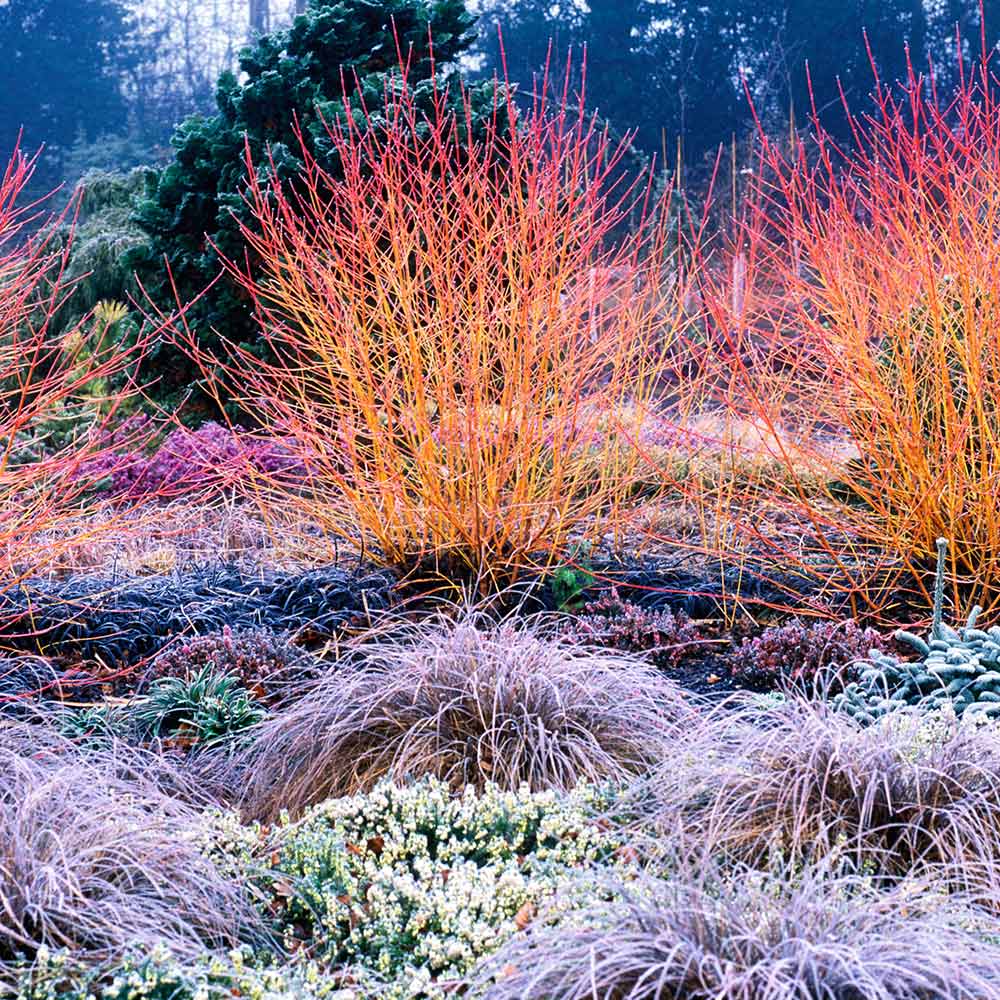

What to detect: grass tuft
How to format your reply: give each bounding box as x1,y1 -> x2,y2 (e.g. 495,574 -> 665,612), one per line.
650,697 -> 1000,895
234,610 -> 698,822
0,723 -> 262,978
477,862 -> 1000,1000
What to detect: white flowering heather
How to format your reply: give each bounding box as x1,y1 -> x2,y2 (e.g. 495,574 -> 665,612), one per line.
262,778 -> 626,996
196,806 -> 269,882
15,946 -> 357,1000
876,701 -> 996,760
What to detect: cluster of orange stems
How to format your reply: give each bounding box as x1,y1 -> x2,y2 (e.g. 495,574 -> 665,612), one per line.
0,151 -> 167,584
9,40 -> 1000,624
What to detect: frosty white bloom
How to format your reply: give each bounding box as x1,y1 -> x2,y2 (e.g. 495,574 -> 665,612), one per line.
260,777 -> 629,997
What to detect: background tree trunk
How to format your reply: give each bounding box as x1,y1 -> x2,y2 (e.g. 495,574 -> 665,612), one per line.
249,0 -> 269,40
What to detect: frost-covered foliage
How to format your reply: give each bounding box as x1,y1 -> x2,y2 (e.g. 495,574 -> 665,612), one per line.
648,694 -> 1000,893
256,778 -> 626,997
55,667 -> 266,751
236,616 -> 694,821
14,945 -> 349,1000
0,565 -> 394,666
0,657 -> 61,712
0,726 -> 258,979
476,864 -> 1000,1000
836,540 -> 1000,721
146,627 -> 309,702
86,419 -> 302,499
561,590 -> 701,669
132,667 -> 266,748
729,618 -> 886,692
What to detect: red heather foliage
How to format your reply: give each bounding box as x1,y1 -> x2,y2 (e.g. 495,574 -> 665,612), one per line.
146,625 -> 309,702
178,63 -> 695,583
562,589 -> 702,669
86,418 -> 303,500
727,618 -> 886,693
674,39 -> 1000,621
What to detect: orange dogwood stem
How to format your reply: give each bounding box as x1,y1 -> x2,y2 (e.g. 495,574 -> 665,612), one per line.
180,55 -> 695,586
683,33 -> 1000,622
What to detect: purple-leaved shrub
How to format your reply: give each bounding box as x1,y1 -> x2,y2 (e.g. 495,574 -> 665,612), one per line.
728,618 -> 886,692
562,589 -> 701,669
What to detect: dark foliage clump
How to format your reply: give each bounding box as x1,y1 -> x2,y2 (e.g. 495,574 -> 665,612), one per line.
0,0 -> 138,195
0,564 -> 395,665
561,589 -> 701,669
728,617 -> 886,692
545,555 -> 859,621
0,657 -> 62,716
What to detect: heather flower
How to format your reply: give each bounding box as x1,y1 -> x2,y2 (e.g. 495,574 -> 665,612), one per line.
255,778 -> 626,996
84,420 -> 304,500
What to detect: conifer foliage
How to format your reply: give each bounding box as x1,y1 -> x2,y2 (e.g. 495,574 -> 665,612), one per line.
132,0 -> 495,405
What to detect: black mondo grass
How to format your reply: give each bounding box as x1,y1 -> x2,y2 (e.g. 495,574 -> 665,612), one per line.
0,564 -> 395,665
233,610 -> 701,822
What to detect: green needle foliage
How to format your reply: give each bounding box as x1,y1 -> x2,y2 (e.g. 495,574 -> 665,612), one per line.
130,0 -> 499,410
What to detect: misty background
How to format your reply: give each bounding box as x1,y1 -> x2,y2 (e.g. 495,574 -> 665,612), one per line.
0,1 -> 995,198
